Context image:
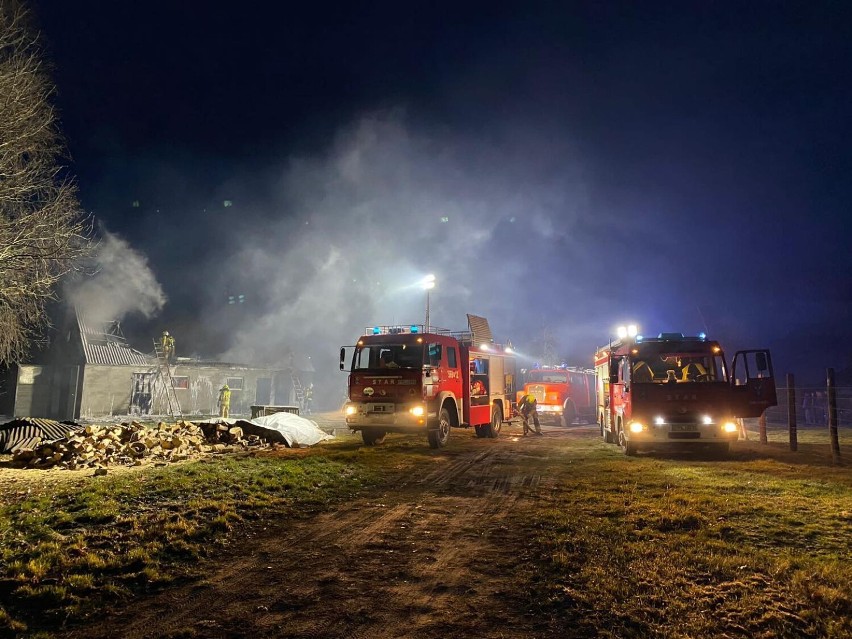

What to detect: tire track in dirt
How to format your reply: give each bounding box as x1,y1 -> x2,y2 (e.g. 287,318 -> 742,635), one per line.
69,438 -> 554,639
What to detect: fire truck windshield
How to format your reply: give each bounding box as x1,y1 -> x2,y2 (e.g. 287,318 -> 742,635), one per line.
352,343 -> 424,371
631,353 -> 726,384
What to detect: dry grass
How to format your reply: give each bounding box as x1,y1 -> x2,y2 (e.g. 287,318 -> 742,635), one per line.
0,445 -> 400,636
513,430 -> 852,638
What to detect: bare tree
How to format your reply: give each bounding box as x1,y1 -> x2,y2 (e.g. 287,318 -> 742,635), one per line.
0,0 -> 90,363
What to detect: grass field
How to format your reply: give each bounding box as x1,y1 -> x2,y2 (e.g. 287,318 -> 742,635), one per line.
0,444 -> 424,637
518,428 -> 852,638
1,424 -> 850,638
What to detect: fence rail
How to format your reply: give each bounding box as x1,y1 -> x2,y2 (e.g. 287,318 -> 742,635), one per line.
763,385 -> 852,428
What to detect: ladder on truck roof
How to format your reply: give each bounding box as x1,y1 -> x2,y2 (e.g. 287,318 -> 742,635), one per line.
152,339 -> 183,420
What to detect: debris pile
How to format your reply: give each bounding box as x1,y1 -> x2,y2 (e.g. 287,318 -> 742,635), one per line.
10,420 -> 268,470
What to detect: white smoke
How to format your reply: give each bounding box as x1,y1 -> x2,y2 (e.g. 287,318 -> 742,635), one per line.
66,231 -> 166,323
212,114 -> 590,406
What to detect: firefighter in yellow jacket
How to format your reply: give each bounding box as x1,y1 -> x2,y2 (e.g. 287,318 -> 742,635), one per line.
161,331 -> 175,363
218,384 -> 231,418
518,394 -> 542,436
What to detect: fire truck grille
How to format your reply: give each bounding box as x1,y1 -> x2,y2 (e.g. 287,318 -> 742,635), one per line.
529,385 -> 547,403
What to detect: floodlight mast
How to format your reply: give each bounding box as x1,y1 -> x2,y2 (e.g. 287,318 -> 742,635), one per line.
422,274 -> 436,332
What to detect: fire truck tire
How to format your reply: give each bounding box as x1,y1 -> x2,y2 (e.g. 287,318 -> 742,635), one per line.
428,408 -> 452,448
361,429 -> 386,446
487,406 -> 502,438
601,417 -> 614,443
474,425 -> 488,438
618,429 -> 637,456
561,402 -> 576,427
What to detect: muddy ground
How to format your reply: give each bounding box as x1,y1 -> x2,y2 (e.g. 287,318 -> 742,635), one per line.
66,421 -> 573,639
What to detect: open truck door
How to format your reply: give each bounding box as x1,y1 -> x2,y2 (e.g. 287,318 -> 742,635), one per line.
730,349 -> 777,418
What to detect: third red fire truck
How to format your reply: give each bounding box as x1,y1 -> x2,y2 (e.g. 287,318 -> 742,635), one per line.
595,331 -> 777,455
516,365 -> 596,426
340,315 -> 516,448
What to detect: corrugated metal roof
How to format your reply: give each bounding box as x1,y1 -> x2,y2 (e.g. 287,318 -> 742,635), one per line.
76,309 -> 152,367
0,417 -> 83,453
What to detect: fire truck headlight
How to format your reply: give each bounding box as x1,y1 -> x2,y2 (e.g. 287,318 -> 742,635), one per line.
654,416 -> 665,426
702,415 -> 713,425
345,405 -> 357,416
410,405 -> 425,417
629,421 -> 645,433
723,421 -> 739,433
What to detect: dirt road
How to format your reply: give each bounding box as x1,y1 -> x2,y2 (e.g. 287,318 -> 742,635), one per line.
69,423 -> 579,639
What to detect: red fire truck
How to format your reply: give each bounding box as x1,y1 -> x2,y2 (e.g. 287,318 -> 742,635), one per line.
595,332 -> 777,455
516,365 -> 596,426
340,315 -> 516,448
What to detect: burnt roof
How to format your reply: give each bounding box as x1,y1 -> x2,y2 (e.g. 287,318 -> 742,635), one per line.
76,310 -> 153,367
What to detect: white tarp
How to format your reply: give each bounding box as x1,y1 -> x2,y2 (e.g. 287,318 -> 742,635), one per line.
196,413 -> 334,447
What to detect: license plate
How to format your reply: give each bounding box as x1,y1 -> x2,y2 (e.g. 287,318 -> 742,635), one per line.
670,424 -> 697,432
368,403 -> 395,414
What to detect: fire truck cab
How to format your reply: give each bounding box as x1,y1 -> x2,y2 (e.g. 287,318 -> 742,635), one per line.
595,332 -> 777,455
340,315 -> 516,449
516,365 -> 596,426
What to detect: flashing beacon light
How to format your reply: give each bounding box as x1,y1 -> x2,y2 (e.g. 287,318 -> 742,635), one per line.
636,335 -> 644,342
698,332 -> 707,340
410,325 -> 419,333
372,326 -> 381,335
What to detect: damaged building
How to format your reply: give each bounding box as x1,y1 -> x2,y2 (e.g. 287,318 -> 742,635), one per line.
0,309 -> 313,421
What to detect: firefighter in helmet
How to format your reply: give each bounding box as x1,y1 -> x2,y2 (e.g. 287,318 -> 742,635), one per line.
303,383 -> 314,415
161,330 -> 175,363
518,393 -> 542,436
218,384 -> 231,418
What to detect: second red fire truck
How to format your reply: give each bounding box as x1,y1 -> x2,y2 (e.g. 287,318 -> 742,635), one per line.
340,315 -> 516,448
596,331 -> 777,455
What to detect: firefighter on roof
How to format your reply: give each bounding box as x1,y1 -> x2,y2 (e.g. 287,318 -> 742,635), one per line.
218,384 -> 231,418
518,393 -> 542,436
161,331 -> 175,363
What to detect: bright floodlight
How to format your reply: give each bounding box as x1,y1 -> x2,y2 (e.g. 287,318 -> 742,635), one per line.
627,324 -> 638,337
616,326 -> 628,339
422,274 -> 436,289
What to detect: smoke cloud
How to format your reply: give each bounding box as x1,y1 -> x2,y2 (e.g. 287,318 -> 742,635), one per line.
66,231 -> 166,324
207,114 -> 596,405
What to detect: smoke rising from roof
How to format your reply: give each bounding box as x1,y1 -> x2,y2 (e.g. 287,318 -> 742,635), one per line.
65,231 -> 166,324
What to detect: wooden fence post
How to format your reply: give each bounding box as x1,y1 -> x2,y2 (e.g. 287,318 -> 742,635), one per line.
759,411 -> 767,444
827,368 -> 841,463
787,373 -> 797,451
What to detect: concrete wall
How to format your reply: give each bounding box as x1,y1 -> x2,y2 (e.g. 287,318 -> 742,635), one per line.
167,364 -> 282,417
73,363 -> 285,419
15,364 -> 82,420
79,365 -> 136,418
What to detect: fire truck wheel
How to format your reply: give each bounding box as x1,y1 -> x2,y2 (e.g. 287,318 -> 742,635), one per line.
561,402 -> 576,428
428,407 -> 452,448
361,429 -> 387,446
474,425 -> 488,438
601,418 -> 614,443
617,428 -> 637,455
487,406 -> 502,438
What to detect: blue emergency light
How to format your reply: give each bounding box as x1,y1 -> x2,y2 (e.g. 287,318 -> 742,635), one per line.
410,325 -> 419,333
372,326 -> 381,335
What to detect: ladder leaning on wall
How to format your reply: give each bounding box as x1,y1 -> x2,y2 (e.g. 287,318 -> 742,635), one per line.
290,367 -> 305,412
153,339 -> 183,420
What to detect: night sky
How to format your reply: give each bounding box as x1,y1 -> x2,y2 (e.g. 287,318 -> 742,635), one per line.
29,1 -> 852,391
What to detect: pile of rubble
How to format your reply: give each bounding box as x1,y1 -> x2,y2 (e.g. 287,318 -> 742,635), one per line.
10,420 -> 268,471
